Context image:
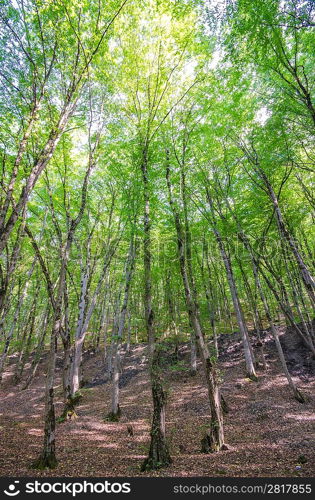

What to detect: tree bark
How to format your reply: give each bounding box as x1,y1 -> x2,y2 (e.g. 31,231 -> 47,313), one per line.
166,160 -> 226,452
108,236 -> 136,420
141,148 -> 171,470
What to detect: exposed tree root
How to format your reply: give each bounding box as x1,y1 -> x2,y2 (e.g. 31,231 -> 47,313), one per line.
201,432 -> 229,453
31,452 -> 58,470
105,405 -> 121,422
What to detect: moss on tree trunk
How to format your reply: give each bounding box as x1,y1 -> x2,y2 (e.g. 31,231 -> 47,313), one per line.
141,352 -> 172,471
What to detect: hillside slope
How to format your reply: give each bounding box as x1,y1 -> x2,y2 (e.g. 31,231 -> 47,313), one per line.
0,328 -> 314,477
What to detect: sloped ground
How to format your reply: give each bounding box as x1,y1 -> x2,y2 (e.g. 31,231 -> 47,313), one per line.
0,328 -> 314,477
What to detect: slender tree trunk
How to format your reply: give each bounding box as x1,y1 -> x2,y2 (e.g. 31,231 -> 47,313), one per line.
14,290 -> 39,384
126,310 -> 132,355
238,231 -> 306,402
141,148 -> 171,471
258,257 -> 315,355
205,188 -> 257,380
256,269 -> 305,402
32,313 -> 59,469
30,225 -> 70,468
200,243 -> 219,357
237,255 -> 267,370
166,160 -> 226,452
181,170 -> 198,374
72,240 -> 118,395
0,251 -> 37,376
108,236 -> 136,420
281,243 -> 315,349
22,308 -> 49,390
217,233 -> 256,377
71,262 -> 89,396
257,168 -> 315,308
103,306 -> 110,365
142,151 -> 155,356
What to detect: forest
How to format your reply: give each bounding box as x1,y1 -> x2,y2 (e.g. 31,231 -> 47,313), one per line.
0,0 -> 314,478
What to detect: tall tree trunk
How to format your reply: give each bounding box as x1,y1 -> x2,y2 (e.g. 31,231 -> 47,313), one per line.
181,170 -> 198,374
108,236 -> 136,420
22,307 -> 50,390
126,310 -> 132,355
71,261 -> 89,397
141,148 -> 171,471
236,255 -> 267,370
142,151 -> 155,357
31,311 -> 60,470
0,252 -> 38,382
238,231 -> 306,402
141,350 -> 172,471
254,166 -> 315,308
14,297 -> 37,384
205,188 -> 257,380
166,160 -> 226,452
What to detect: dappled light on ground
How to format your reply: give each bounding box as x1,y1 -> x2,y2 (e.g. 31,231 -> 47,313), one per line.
0,339 -> 314,477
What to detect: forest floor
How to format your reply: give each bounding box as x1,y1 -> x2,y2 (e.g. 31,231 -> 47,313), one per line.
0,326 -> 314,477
